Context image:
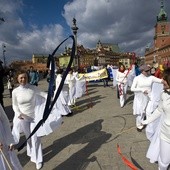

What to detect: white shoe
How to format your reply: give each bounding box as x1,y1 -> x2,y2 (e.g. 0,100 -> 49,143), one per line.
36,162 -> 42,170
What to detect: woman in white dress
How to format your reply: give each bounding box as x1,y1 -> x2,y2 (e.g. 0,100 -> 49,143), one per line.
0,104 -> 22,170
131,64 -> 164,131
65,68 -> 76,107
142,68 -> 170,170
12,71 -> 46,169
116,63 -> 129,108
54,69 -> 72,116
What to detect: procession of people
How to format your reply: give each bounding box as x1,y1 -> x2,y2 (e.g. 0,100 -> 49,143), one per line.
1,60 -> 170,170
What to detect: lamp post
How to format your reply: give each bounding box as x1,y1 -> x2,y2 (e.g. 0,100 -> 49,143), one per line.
71,18 -> 79,69
1,18 -> 6,67
2,44 -> 6,68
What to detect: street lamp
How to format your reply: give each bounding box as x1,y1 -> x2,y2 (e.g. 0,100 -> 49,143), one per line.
71,18 -> 79,69
2,44 -> 6,67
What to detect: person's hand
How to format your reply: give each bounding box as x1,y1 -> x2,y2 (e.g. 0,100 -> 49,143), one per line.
0,142 -> 3,150
18,114 -> 24,119
161,79 -> 166,84
141,120 -> 147,125
143,90 -> 148,94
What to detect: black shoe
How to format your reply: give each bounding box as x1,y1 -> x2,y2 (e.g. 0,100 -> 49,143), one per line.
137,128 -> 142,132
66,112 -> 73,117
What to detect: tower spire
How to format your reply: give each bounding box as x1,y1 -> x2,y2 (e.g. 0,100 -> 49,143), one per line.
157,0 -> 168,22
161,0 -> 164,8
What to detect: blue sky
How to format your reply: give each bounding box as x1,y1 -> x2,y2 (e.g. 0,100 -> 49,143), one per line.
21,0 -> 70,31
0,0 -> 170,65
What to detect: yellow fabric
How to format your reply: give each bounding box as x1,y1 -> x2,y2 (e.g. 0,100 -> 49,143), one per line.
79,68 -> 108,81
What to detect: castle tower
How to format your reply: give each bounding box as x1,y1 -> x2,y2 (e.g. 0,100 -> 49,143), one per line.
154,0 -> 170,48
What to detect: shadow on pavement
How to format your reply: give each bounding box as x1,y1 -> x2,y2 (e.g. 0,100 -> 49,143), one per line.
72,95 -> 106,115
4,105 -> 14,122
43,119 -> 112,170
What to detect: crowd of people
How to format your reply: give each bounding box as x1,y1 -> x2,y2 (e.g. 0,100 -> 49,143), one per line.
104,61 -> 170,169
1,59 -> 170,169
0,64 -> 87,169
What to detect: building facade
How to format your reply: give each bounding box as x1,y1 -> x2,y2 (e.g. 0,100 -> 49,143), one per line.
145,0 -> 170,66
57,42 -> 136,70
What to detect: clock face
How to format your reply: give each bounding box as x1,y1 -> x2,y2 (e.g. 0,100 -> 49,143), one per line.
161,25 -> 165,30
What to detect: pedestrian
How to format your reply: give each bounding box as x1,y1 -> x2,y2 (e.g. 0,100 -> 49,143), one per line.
0,60 -> 5,108
0,104 -> 22,170
28,66 -> 39,86
11,70 -> 60,170
131,64 -> 164,131
116,63 -> 129,108
103,65 -> 110,87
142,68 -> 170,170
54,68 -> 72,116
7,70 -> 14,98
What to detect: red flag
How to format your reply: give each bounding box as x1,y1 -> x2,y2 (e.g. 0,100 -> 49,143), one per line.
117,144 -> 138,170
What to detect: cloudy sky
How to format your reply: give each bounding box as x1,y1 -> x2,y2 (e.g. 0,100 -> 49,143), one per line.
0,0 -> 169,65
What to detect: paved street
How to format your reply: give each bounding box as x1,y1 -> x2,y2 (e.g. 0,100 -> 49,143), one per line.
3,79 -> 157,170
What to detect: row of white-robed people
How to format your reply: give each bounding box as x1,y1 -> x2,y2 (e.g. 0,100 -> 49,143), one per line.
130,64 -> 170,170
107,62 -> 170,169
0,68 -> 87,170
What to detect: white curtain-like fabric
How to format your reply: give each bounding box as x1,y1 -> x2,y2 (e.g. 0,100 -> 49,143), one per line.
34,96 -> 62,137
133,92 -> 149,116
127,65 -> 136,87
12,95 -> 62,140
133,92 -> 149,128
75,78 -> 86,99
111,68 -> 118,87
146,115 -> 162,163
0,104 -> 22,170
145,83 -> 163,141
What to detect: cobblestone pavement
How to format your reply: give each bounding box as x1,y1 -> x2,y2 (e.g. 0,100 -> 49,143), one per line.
3,79 -> 158,170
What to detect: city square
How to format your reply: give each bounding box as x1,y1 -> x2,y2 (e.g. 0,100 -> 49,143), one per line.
1,0 -> 170,170
4,79 -> 157,170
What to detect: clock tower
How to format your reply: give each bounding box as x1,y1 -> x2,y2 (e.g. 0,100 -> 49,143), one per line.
154,0 -> 170,48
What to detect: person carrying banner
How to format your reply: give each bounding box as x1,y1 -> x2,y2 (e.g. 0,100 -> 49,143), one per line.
102,65 -> 110,87
0,104 -> 22,170
116,63 -> 129,108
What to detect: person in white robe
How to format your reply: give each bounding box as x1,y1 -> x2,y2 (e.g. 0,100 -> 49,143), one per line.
0,104 -> 22,170
145,82 -> 163,141
116,63 -> 129,108
110,66 -> 118,88
142,68 -> 170,170
54,69 -> 72,116
127,64 -> 136,88
65,68 -> 76,107
131,64 -> 164,131
12,71 -> 62,170
73,69 -> 86,99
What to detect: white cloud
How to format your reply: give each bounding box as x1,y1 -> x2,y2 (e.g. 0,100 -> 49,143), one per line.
63,0 -> 169,55
0,0 -> 170,64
